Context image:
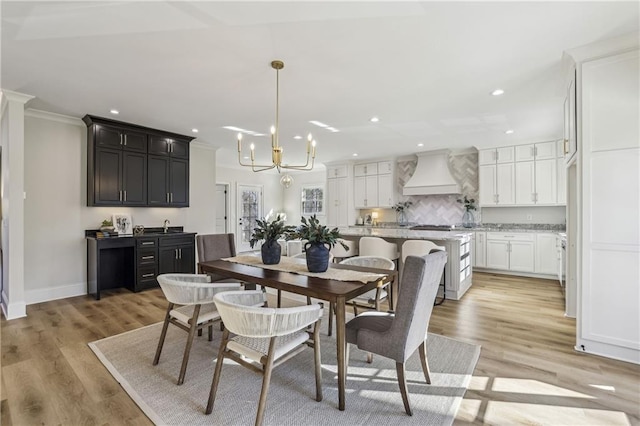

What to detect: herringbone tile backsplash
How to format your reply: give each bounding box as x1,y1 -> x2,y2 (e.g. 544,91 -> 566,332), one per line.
396,152 -> 480,225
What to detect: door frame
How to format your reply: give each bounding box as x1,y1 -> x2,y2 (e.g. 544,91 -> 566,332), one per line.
215,182 -> 230,234
236,183 -> 263,253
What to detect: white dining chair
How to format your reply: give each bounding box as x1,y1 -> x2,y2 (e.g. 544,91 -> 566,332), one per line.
153,273 -> 241,385
401,240 -> 446,305
206,290 -> 323,426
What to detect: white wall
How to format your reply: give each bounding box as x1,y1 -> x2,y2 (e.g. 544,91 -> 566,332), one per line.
21,111 -> 219,304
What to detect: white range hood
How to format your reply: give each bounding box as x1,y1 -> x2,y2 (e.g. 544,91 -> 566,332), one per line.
402,149 -> 461,195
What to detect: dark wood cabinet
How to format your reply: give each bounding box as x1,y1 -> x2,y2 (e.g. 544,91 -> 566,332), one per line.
159,234 -> 196,274
147,156 -> 189,207
86,231 -> 196,299
84,115 -> 194,207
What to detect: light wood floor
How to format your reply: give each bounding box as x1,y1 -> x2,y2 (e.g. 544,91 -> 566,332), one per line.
2,273 -> 638,425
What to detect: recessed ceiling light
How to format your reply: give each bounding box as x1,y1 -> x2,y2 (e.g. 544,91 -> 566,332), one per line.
370,117 -> 379,123
110,109 -> 119,115
293,135 -> 302,140
352,153 -> 358,157
491,89 -> 505,96
505,129 -> 514,134
191,128 -> 198,133
417,143 -> 424,147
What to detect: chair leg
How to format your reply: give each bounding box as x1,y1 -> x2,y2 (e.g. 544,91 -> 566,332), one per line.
255,336 -> 278,426
198,329 -> 203,337
153,303 -> 174,365
277,289 -> 282,308
327,303 -> 334,337
366,352 -> 373,364
395,362 -> 413,416
208,324 -> 213,341
177,304 -> 201,385
206,329 -> 230,415
418,340 -> 431,384
312,322 -> 323,402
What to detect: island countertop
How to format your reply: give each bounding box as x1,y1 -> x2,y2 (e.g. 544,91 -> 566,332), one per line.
338,227 -> 472,241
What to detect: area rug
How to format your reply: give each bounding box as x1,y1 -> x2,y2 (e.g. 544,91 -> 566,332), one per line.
89,320 -> 480,425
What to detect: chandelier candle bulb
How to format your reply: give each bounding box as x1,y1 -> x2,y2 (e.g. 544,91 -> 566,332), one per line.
237,133 -> 242,152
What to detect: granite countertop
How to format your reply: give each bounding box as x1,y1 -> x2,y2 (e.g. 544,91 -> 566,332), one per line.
339,227 -> 472,241
350,222 -> 566,233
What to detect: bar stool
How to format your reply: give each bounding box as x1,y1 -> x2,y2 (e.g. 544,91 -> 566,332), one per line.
400,240 -> 446,305
358,236 -> 400,308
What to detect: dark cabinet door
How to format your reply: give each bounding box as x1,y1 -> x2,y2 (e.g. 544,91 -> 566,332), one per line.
170,158 -> 189,207
122,152 -> 147,205
96,124 -> 147,153
148,135 -> 171,156
158,246 -> 178,274
176,244 -> 195,273
94,148 -> 122,205
147,155 -> 170,206
171,140 -> 190,159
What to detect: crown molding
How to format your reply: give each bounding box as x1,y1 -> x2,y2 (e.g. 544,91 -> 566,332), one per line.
25,108 -> 84,126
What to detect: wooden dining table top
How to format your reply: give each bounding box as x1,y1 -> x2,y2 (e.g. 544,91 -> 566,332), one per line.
198,258 -> 397,303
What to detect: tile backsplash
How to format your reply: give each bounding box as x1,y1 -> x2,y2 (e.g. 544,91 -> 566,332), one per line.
396,151 -> 480,225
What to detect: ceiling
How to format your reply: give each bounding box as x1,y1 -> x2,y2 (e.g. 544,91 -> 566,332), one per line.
2,1 -> 639,169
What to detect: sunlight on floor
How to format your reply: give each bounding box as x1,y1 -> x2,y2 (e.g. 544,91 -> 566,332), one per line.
492,378 -> 595,398
589,384 -> 616,392
484,401 -> 630,425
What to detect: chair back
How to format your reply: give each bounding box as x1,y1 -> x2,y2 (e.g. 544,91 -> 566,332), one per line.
157,273 -> 240,305
391,251 -> 447,362
214,290 -> 323,338
339,255 -> 395,271
196,233 -> 236,263
330,239 -> 358,259
400,240 -> 445,263
359,237 -> 399,260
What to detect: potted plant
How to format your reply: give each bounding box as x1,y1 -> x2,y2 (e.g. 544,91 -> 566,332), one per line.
392,200 -> 413,226
100,219 -> 114,232
250,215 -> 294,265
456,195 -> 477,228
286,215 -> 349,272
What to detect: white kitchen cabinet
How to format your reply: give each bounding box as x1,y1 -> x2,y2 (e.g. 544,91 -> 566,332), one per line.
479,147 -> 515,165
515,161 -> 535,205
485,232 -> 535,272
377,174 -> 394,208
535,233 -> 559,275
480,162 -> 515,206
327,176 -> 349,227
474,231 -> 487,268
515,141 -> 557,162
535,159 -> 557,204
353,159 -> 394,208
327,164 -> 348,179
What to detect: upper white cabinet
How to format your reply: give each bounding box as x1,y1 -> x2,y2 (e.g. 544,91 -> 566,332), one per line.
327,164 -> 348,179
354,160 -> 395,208
478,147 -> 515,165
480,142 -> 564,206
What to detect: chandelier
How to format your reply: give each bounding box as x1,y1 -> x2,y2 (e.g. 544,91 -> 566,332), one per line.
237,60 -> 317,174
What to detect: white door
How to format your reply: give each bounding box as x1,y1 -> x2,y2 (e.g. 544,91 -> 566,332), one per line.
475,232 -> 487,268
326,178 -> 338,227
237,184 -> 263,253
535,233 -> 558,274
478,165 -> 496,205
496,163 -> 515,205
377,174 -> 393,208
354,176 -> 366,208
365,175 -> 378,207
215,184 -> 228,234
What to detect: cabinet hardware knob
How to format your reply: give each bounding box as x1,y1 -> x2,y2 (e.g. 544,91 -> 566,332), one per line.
124,135 -> 127,146
142,241 -> 154,245
142,273 -> 154,278
141,255 -> 154,260
123,190 -> 127,202
120,134 -> 123,145
170,193 -> 173,203
179,248 -> 182,259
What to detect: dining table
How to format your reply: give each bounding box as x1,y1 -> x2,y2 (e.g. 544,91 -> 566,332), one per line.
198,256 -> 397,411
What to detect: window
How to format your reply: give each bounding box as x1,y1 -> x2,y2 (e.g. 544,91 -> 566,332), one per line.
301,185 -> 324,215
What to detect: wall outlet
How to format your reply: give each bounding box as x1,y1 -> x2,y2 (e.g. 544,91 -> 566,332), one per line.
526,214 -> 533,221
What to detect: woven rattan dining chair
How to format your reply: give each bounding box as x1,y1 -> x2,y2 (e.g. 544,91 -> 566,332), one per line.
153,274 -> 241,385
206,290 -> 323,426
345,251 -> 447,416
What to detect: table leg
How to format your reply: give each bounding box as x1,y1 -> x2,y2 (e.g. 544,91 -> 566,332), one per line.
391,275 -> 398,311
335,297 -> 346,411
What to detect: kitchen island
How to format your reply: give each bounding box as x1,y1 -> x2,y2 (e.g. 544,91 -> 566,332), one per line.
338,226 -> 473,300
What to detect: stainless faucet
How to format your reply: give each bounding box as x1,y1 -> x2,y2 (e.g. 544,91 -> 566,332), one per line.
163,219 -> 170,233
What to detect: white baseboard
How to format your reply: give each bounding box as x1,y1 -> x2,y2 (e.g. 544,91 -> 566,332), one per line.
2,289 -> 27,320
25,282 -> 86,305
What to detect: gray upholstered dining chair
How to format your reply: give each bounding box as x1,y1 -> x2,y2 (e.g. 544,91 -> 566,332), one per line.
345,250 -> 448,416
206,290 -> 323,426
153,273 -> 241,385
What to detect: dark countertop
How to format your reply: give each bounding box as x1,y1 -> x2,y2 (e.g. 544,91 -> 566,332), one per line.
85,227 -> 195,239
